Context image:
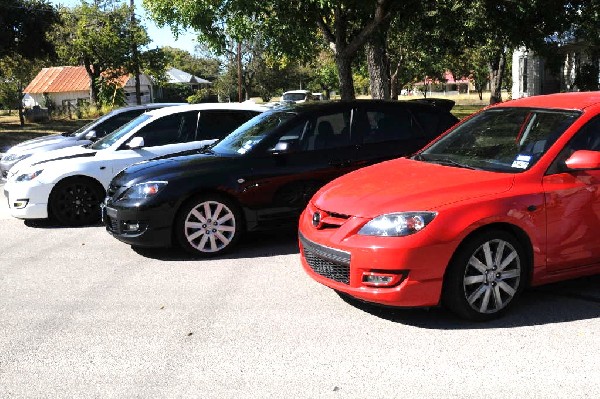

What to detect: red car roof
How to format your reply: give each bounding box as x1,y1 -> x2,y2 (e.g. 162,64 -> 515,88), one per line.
494,92 -> 600,111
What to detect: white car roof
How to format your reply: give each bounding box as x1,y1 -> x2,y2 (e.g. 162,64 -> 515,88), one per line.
145,102 -> 269,118
283,90 -> 311,95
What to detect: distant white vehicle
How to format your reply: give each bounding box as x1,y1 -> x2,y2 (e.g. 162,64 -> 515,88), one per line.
4,102 -> 267,226
281,90 -> 314,103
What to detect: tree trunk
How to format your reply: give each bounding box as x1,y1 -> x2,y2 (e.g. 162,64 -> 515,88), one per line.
365,25 -> 390,99
18,85 -> 24,126
335,55 -> 355,100
83,61 -> 100,104
130,0 -> 141,105
390,59 -> 402,100
489,51 -> 506,105
365,27 -> 390,100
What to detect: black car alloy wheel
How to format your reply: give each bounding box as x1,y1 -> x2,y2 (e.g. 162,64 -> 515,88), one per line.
175,195 -> 242,256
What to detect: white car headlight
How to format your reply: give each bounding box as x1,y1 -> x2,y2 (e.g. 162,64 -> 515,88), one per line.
15,169 -> 44,182
120,181 -> 168,201
358,212 -> 437,237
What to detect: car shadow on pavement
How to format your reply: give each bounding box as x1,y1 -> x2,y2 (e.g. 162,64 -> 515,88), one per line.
339,275 -> 600,329
132,230 -> 300,261
23,219 -> 105,228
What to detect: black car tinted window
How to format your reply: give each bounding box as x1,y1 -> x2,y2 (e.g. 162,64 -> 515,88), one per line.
414,110 -> 457,137
362,108 -> 421,143
305,111 -> 351,150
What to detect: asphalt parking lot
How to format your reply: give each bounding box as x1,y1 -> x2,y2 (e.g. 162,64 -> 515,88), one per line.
1,184 -> 599,398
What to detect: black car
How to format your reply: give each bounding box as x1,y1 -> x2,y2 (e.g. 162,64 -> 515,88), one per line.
103,100 -> 458,256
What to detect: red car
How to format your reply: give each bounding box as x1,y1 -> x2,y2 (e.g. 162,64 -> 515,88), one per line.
299,92 -> 600,321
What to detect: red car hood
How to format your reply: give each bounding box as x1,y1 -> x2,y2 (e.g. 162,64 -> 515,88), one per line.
313,158 -> 515,218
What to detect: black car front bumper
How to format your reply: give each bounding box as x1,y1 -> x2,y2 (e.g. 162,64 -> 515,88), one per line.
102,200 -> 177,248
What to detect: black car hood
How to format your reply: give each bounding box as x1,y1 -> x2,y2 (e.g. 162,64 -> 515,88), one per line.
114,152 -> 238,185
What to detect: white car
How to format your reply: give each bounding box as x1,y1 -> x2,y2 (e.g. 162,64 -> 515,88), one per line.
3,102 -> 267,226
281,90 -> 314,103
0,103 -> 181,180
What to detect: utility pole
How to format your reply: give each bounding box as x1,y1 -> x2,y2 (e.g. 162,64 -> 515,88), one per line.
130,0 -> 142,105
237,41 -> 242,102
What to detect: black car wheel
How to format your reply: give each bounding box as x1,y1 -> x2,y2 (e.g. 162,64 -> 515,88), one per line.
443,230 -> 526,321
49,177 -> 104,226
175,195 -> 242,256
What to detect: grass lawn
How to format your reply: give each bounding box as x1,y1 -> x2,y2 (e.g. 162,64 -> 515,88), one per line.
0,113 -> 90,152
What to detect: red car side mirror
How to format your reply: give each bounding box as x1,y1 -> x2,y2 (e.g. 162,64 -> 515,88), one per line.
565,150 -> 600,170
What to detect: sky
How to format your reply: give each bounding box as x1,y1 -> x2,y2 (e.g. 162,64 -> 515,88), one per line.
48,0 -> 199,55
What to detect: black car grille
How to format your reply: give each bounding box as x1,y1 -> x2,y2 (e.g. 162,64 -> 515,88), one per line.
300,232 -> 350,285
106,215 -> 119,233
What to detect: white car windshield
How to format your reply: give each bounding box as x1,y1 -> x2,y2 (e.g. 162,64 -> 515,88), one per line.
417,107 -> 580,172
211,111 -> 296,155
282,93 -> 307,102
90,114 -> 152,150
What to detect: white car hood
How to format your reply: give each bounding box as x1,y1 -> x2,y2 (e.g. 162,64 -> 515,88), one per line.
10,145 -> 97,176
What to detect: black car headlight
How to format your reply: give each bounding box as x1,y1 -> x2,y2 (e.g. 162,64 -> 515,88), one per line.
119,181 -> 168,201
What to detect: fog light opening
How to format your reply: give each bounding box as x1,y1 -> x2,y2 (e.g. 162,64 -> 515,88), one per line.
122,221 -> 143,233
362,271 -> 407,287
13,199 -> 29,209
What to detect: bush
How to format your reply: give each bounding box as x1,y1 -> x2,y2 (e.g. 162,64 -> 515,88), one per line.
187,88 -> 218,103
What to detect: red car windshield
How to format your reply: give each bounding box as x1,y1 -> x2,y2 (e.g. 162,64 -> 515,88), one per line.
418,107 -> 581,172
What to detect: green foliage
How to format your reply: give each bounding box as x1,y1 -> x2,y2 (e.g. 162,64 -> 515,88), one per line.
0,0 -> 59,60
162,47 -> 220,81
158,83 -> 195,102
187,88 -> 217,103
97,78 -> 127,107
50,0 -> 157,104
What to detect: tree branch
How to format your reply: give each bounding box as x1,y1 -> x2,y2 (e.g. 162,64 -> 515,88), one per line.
342,0 -> 393,58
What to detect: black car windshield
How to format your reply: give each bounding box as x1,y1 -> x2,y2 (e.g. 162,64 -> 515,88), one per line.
90,114 -> 152,150
417,107 -> 580,172
211,111 -> 296,155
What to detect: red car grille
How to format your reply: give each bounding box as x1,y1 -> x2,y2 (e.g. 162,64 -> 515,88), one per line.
300,232 -> 350,285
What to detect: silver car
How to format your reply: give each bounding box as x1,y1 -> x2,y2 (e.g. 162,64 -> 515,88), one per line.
0,103 -> 181,180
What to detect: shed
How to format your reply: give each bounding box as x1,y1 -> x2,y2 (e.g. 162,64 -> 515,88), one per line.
23,66 -> 154,109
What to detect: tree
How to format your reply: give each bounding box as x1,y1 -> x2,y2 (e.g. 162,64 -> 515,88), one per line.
51,0 -> 161,105
0,0 -> 59,60
51,2 -> 132,103
457,0 -> 581,104
0,55 -> 48,124
162,47 -> 220,81
143,0 -> 404,100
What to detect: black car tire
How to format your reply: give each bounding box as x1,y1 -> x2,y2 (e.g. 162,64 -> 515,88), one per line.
49,176 -> 104,226
442,230 -> 526,321
175,194 -> 243,257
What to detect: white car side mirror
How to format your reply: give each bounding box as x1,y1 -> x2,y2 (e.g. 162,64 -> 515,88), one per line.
126,136 -> 145,149
84,130 -> 97,141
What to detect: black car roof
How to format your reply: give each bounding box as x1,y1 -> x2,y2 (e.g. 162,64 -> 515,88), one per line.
270,99 -> 453,114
